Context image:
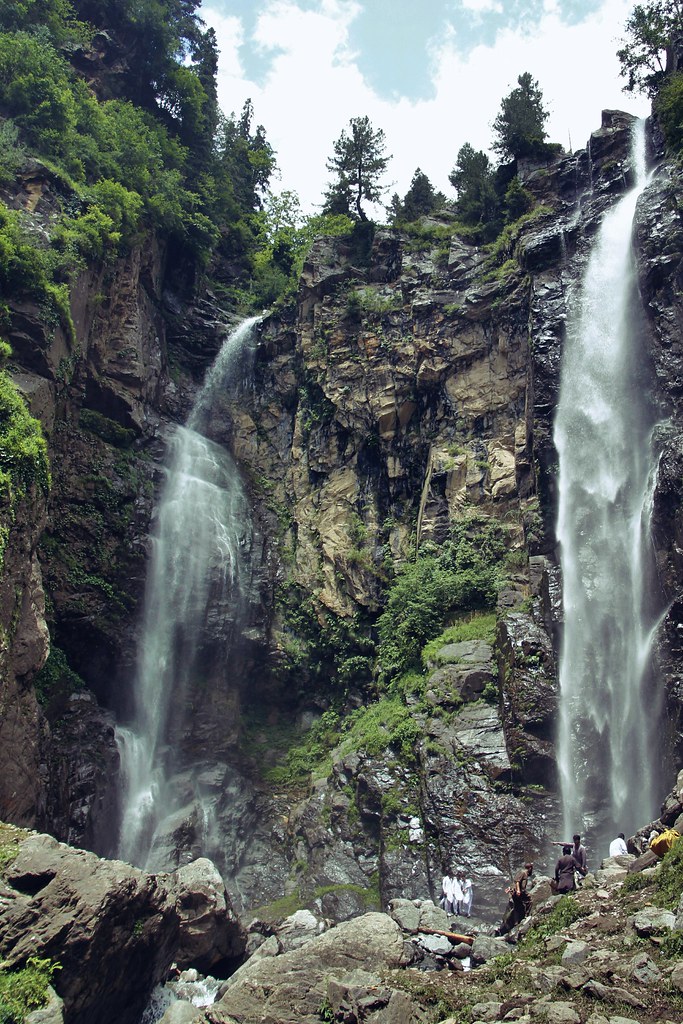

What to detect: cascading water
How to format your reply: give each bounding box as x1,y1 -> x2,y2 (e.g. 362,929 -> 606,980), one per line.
117,317 -> 259,869
554,119 -> 664,847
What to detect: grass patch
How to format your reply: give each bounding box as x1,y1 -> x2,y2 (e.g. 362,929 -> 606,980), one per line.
421,612 -> 497,669
0,957 -> 60,1024
654,837 -> 683,910
0,822 -> 29,873
520,895 -> 587,953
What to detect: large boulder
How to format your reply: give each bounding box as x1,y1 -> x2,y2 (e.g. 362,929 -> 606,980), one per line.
0,833 -> 244,1024
202,912 -> 410,1024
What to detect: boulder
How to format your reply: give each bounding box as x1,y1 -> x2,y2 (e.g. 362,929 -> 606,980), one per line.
173,858 -> 245,972
202,913 -> 409,1024
0,834 -> 180,1024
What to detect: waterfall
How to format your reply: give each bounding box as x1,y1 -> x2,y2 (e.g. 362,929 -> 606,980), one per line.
117,317 -> 259,868
554,120 -> 662,846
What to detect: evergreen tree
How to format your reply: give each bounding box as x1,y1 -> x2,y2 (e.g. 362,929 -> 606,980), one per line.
491,72 -> 549,162
322,115 -> 390,221
449,143 -> 500,232
401,167 -> 442,220
617,0 -> 683,96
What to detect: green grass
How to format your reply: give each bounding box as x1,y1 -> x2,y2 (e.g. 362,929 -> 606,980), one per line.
421,612 -> 497,669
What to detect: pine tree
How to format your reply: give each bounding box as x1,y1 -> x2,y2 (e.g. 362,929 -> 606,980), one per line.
322,116 -> 390,221
491,72 -> 549,162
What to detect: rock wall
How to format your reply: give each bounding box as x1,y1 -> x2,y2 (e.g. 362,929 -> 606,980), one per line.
2,111 -> 683,926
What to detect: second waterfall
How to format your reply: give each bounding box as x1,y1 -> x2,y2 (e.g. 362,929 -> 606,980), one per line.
555,119 -> 664,846
117,317 -> 259,870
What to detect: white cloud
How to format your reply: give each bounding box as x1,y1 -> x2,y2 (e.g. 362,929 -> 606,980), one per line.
461,0 -> 504,13
204,0 -> 650,214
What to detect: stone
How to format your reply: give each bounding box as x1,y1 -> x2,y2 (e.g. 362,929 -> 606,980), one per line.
470,934 -> 511,964
631,906 -> 676,936
536,1003 -> 580,1024
582,981 -> 645,1009
561,940 -> 589,966
25,987 -> 65,1024
0,834 -> 183,1024
669,959 -> 683,992
628,950 -> 661,985
470,1003 -> 503,1022
388,899 -> 421,933
202,913 -> 408,1024
173,858 -> 244,971
159,1004 -> 203,1024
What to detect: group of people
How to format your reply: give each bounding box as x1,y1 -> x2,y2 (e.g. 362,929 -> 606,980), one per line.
552,832 -> 588,894
440,869 -> 473,917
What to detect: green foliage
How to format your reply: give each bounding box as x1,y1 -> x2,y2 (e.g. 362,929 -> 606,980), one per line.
449,143 -> 501,239
491,72 -> 551,162
0,957 -> 60,1024
655,71 -> 683,152
33,644 -> 84,712
388,167 -> 445,225
420,612 -> 497,668
0,368 -> 50,504
653,836 -> 683,909
79,409 -> 136,447
521,896 -> 587,952
617,0 -> 683,97
323,115 -> 391,221
0,120 -> 25,183
377,514 -> 507,681
620,870 -> 655,895
276,584 -> 375,694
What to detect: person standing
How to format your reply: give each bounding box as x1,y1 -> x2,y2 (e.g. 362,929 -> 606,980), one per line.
498,862 -> 533,934
554,844 -> 587,893
609,833 -> 628,857
571,834 -> 587,873
458,871 -> 473,917
441,870 -> 463,915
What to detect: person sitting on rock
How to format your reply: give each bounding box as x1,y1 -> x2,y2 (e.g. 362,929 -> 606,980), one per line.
609,832 -> 628,857
554,844 -> 587,893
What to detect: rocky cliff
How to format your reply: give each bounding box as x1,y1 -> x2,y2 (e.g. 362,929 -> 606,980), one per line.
1,110 -> 683,930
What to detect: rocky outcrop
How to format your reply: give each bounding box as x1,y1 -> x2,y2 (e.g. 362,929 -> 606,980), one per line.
0,829 -> 245,1024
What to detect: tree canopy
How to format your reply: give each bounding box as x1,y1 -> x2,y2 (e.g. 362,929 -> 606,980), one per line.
617,0 -> 683,97
491,72 -> 550,162
323,115 -> 391,222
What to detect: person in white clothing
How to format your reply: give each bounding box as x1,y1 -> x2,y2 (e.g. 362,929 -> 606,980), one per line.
457,871 -> 473,917
609,832 -> 628,857
440,871 -> 463,914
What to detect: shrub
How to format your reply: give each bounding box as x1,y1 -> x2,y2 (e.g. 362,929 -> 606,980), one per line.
377,514 -> 506,680
0,368 -> 50,500
655,72 -> 683,154
0,957 -> 60,1024
654,837 -> 683,909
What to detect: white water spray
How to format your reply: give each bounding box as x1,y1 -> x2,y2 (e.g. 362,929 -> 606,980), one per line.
117,317 -> 259,867
555,120 -> 662,843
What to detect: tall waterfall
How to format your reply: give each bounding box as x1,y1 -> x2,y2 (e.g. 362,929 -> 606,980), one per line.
555,120 -> 662,845
117,317 -> 258,868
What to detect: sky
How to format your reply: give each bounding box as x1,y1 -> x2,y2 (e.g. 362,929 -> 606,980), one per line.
201,0 -> 650,214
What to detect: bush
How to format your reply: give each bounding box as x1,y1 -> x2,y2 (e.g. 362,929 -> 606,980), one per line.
0,368 -> 50,499
654,836 -> 683,909
0,957 -> 60,1024
377,514 -> 506,680
655,72 -> 683,154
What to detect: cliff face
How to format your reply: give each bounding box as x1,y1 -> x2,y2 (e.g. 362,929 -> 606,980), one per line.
2,112 -> 683,921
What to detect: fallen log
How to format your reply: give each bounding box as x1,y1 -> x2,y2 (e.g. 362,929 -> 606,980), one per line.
417,926 -> 474,945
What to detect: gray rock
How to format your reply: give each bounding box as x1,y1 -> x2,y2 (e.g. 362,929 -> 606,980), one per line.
470,1002 -> 503,1022
173,858 -> 244,971
202,913 -> 408,1023
159,1003 -> 203,1024
670,959 -> 683,992
470,934 -> 511,964
561,940 -> 589,966
0,834 -> 182,1024
582,981 -> 645,1009
417,933 -> 453,956
388,898 -> 421,933
25,987 -> 64,1024
628,950 -> 661,985
535,1003 -> 580,1024
631,906 -> 676,936
417,901 -> 451,932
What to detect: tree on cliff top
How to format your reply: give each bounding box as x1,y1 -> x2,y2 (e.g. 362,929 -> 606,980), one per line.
322,115 -> 391,221
491,72 -> 550,162
617,0 -> 683,96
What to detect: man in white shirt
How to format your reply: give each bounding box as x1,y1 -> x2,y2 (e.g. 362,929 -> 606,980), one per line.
609,832 -> 628,857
